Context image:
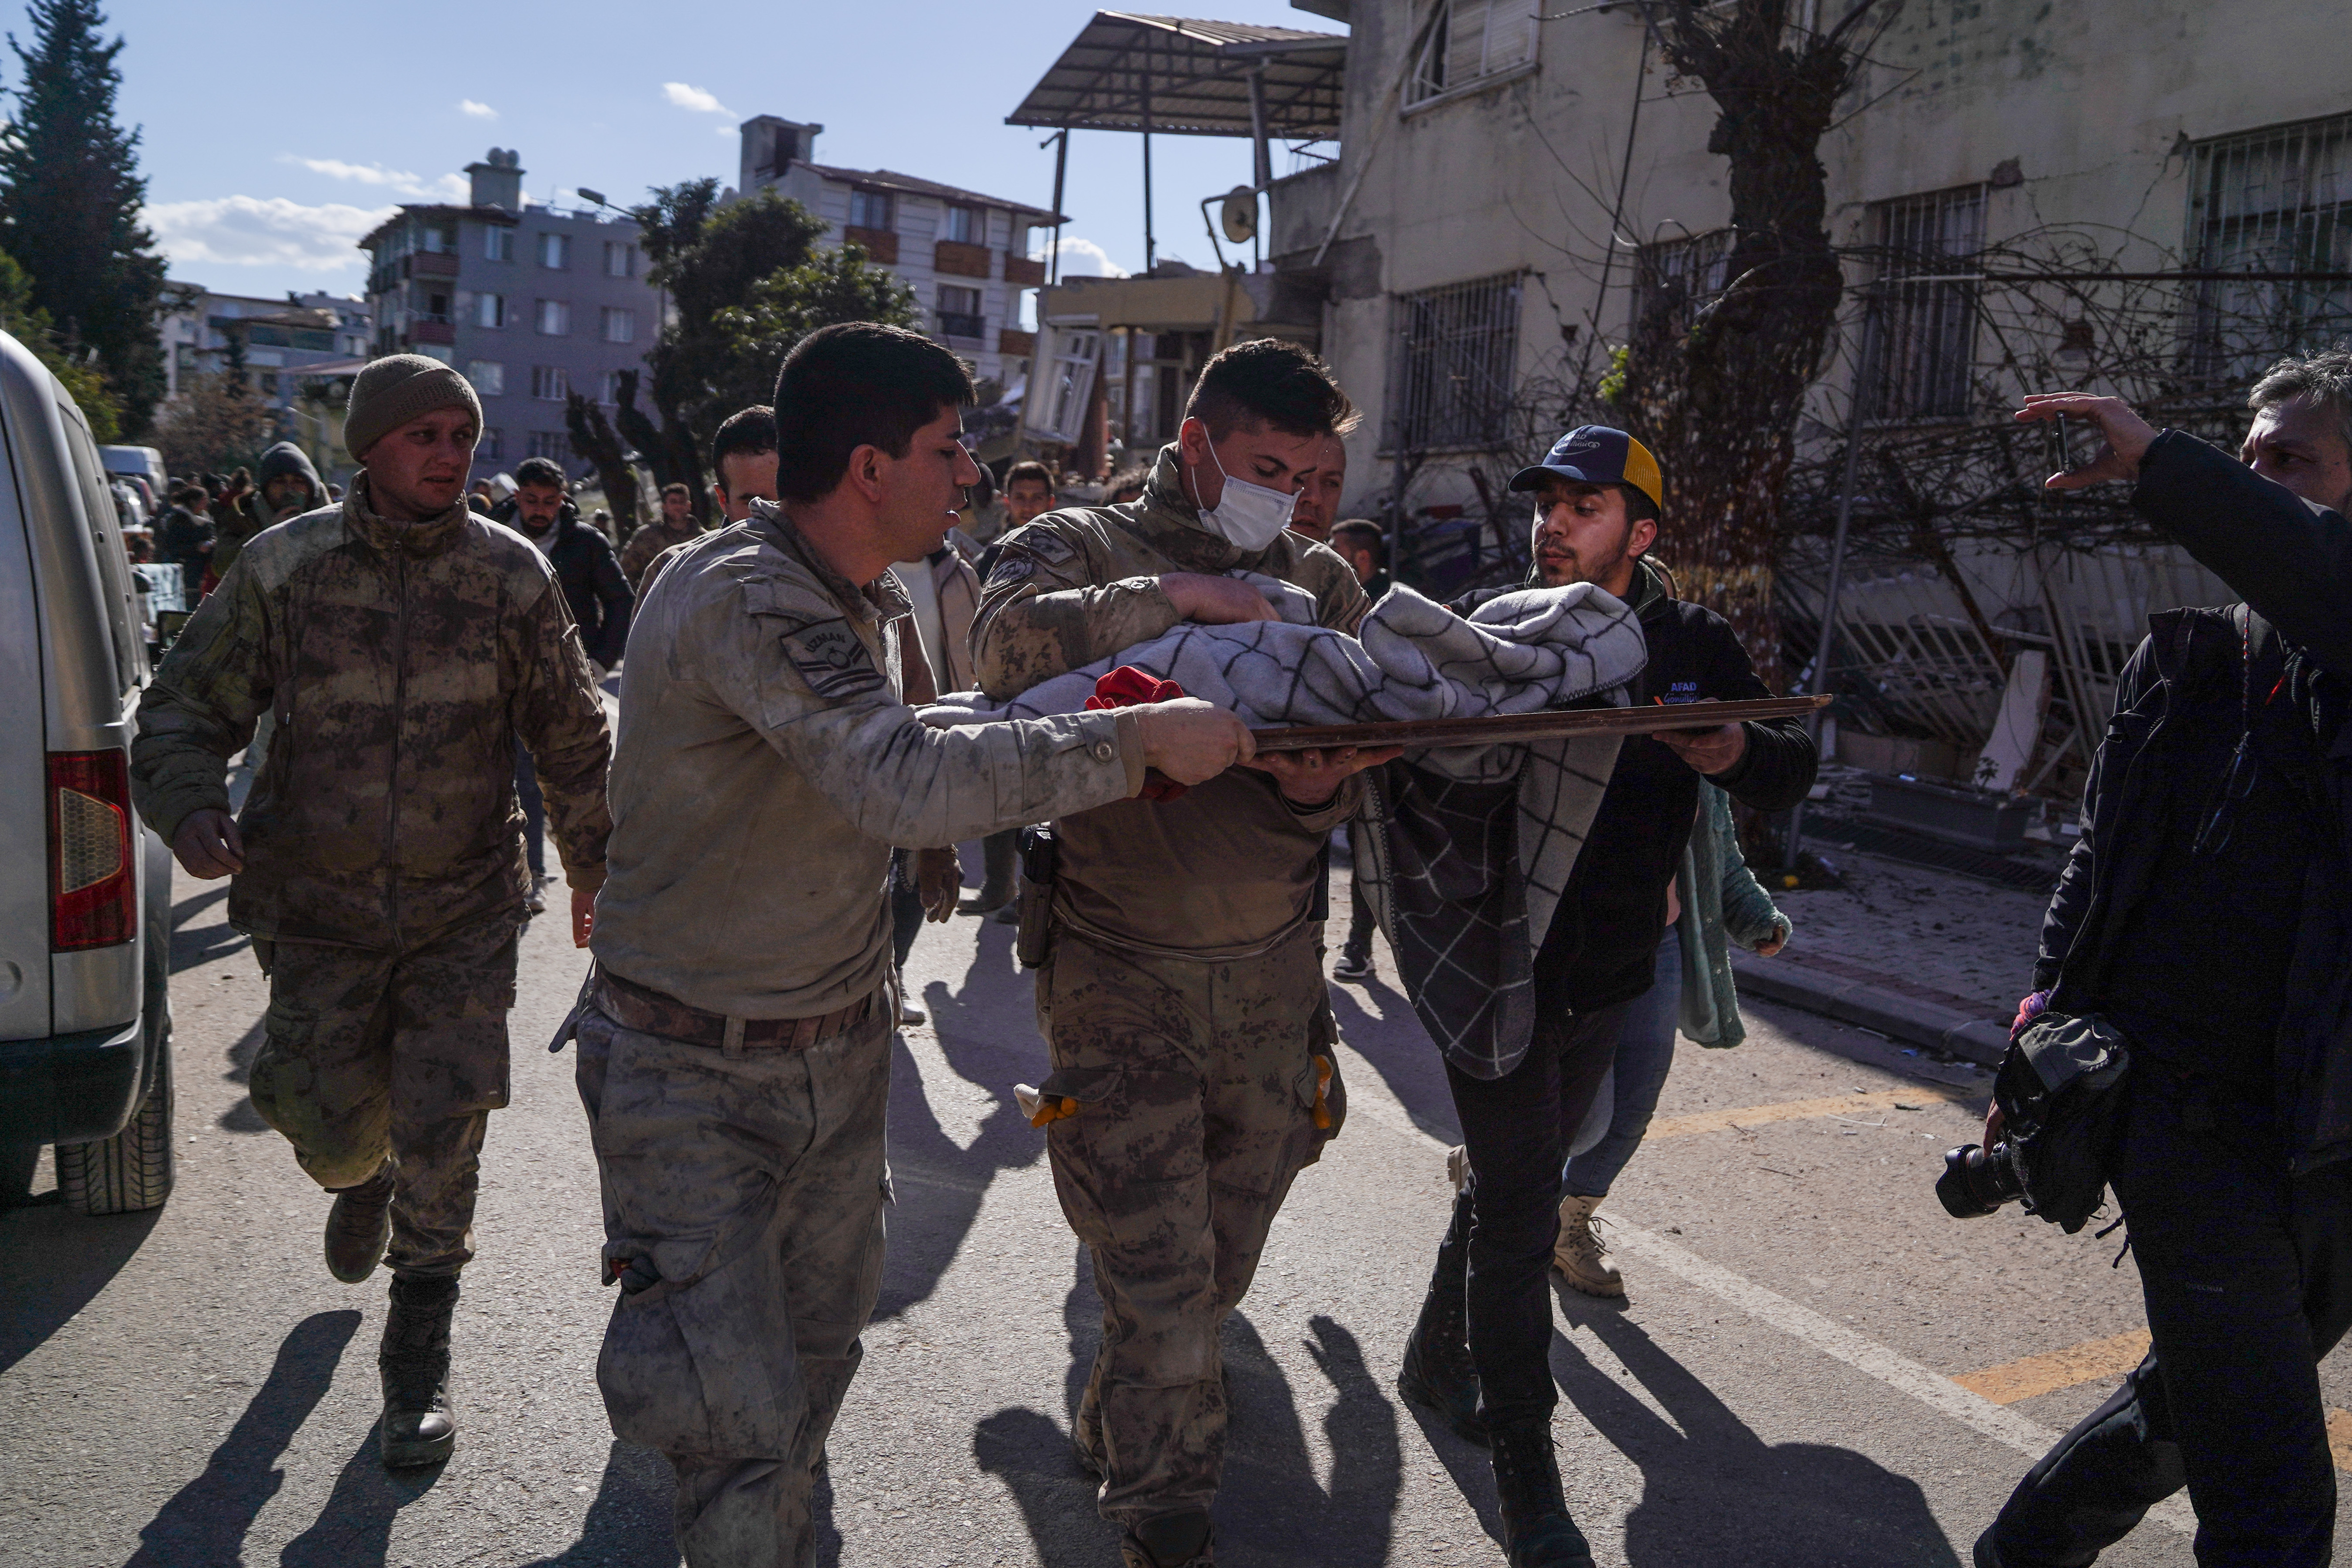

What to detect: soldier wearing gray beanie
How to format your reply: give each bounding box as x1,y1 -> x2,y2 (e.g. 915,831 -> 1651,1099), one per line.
345,354 -> 484,460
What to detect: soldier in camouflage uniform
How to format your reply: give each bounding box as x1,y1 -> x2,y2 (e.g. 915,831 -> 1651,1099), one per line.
573,324 -> 1252,1568
970,339 -> 1393,1568
132,355 -> 613,1470
619,481 -> 706,590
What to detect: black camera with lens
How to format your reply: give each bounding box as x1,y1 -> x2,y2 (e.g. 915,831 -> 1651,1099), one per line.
1931,1013 -> 2130,1234
1937,1138 -> 2026,1218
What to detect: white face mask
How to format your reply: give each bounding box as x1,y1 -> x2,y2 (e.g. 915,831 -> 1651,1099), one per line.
1196,442 -> 1298,551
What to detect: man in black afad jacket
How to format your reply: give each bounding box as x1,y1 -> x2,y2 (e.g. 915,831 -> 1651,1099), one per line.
495,456 -> 632,909
1400,427 -> 1815,1568
1979,359 -> 2352,1568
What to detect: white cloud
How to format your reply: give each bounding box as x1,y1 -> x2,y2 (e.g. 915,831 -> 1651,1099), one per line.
662,81 -> 736,118
281,155 -> 467,203
1038,237 -> 1128,278
458,99 -> 498,119
144,195 -> 395,272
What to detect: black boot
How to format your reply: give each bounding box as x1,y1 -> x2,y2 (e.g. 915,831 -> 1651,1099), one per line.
1397,1189 -> 1487,1445
324,1167 -> 394,1283
379,1274 -> 459,1468
1120,1507 -> 1214,1568
1489,1418 -> 1594,1568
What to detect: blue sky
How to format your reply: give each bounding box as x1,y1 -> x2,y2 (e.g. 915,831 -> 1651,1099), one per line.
95,0 -> 1340,305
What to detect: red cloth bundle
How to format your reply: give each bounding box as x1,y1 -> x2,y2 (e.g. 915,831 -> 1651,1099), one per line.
1085,666 -> 1189,800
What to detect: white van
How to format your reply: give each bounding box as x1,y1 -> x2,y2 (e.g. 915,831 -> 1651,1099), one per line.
1,332 -> 175,1213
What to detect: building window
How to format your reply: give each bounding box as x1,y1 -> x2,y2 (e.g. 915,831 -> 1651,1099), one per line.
937,284 -> 984,340
1635,228 -> 1735,322
479,428 -> 502,459
485,225 -> 514,262
1389,271 -> 1523,452
1864,184 -> 1985,422
539,232 -> 569,270
601,306 -> 636,344
604,241 -> 636,279
603,370 -> 627,404
423,291 -> 452,324
2187,113 -> 2352,379
527,430 -> 570,461
477,292 -> 506,328
421,221 -> 457,254
536,299 -> 570,336
465,359 -> 506,396
945,205 -> 983,245
531,366 -> 569,401
848,188 -> 894,231
1407,0 -> 1537,105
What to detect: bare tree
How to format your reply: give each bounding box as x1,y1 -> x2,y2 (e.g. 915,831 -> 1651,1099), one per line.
1616,0 -> 1896,678
565,391 -> 641,538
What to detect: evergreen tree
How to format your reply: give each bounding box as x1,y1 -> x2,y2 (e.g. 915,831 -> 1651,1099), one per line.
0,0 -> 167,434
0,245 -> 119,438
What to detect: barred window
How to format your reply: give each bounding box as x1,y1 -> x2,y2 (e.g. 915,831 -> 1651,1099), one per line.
1389,271 -> 1522,453
1865,185 -> 1985,422
1407,0 -> 1536,105
2187,113 -> 2352,379
1636,228 -> 1735,322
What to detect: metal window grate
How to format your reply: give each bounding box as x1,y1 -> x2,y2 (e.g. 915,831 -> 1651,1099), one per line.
1389,271 -> 1522,453
1865,186 -> 1985,422
2187,113 -> 2352,379
1636,228 -> 1735,321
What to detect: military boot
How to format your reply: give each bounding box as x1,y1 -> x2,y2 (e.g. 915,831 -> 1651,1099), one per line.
379,1274 -> 459,1467
1120,1507 -> 1214,1568
324,1167 -> 395,1284
1551,1192 -> 1623,1298
1489,1418 -> 1596,1568
1396,1189 -> 1486,1446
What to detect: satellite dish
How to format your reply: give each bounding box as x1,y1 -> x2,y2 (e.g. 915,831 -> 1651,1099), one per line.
1220,186 -> 1259,245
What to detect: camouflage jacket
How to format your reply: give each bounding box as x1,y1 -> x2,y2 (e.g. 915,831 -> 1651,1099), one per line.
970,444 -> 1371,956
132,475 -> 613,951
620,517 -> 705,591
591,501 -> 1146,1019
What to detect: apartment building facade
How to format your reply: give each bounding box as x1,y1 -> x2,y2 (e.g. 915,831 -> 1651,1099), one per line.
157,286 -> 372,434
736,116 -> 1055,392
359,148 -> 667,482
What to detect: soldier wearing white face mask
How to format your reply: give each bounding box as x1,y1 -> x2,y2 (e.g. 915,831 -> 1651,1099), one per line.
969,340 -> 1389,1568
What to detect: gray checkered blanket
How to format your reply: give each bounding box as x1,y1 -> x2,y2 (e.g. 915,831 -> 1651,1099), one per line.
924,578 -> 1646,1080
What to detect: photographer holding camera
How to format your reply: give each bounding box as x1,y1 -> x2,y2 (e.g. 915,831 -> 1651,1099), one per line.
1973,354 -> 2352,1568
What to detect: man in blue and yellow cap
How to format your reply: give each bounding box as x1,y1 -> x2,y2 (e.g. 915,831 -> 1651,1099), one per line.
1394,425 -> 1818,1567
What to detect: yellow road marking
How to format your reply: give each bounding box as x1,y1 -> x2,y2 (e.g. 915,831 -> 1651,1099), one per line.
1953,1330 -> 2151,1405
1648,1085 -> 1971,1140
2327,1410 -> 2352,1472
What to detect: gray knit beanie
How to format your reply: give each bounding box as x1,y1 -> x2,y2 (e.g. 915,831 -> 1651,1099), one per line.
345,354 -> 484,460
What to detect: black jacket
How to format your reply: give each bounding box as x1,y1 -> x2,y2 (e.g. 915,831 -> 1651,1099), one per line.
495,498 -> 633,668
2037,431 -> 2352,1173
1460,558 -> 1818,1013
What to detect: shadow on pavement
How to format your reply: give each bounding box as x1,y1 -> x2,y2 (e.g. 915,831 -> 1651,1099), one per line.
123,1311 -> 359,1565
217,1017 -> 270,1133
516,1439 -> 680,1567
1219,1312 -> 1403,1565
1551,1290 -> 1962,1566
0,1203 -> 162,1375
874,917 -> 1048,1324
170,883 -> 247,974
973,1406 -> 1120,1568
278,1425 -> 446,1567
1327,974 -> 1462,1145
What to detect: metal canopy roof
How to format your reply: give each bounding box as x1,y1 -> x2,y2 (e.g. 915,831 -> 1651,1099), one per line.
1006,12 -> 1347,140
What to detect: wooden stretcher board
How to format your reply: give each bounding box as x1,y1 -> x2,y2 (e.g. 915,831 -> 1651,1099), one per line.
1246,694 -> 1832,752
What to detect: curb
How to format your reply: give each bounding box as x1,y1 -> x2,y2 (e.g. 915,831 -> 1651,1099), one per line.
1730,951 -> 2010,1068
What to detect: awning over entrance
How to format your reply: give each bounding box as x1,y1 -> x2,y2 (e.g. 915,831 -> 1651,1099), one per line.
1006,12 -> 1346,140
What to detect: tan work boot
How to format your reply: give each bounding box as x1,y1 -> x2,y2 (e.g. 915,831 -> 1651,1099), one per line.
1552,1193 -> 1623,1298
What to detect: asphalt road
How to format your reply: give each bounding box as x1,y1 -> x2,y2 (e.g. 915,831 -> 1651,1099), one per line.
5,852 -> 2345,1567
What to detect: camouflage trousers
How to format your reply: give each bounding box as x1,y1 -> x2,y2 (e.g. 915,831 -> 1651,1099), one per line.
247,915 -> 518,1278
573,996 -> 890,1568
1038,924 -> 1343,1529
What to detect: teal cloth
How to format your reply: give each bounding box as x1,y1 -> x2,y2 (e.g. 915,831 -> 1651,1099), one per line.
1674,782 -> 1792,1048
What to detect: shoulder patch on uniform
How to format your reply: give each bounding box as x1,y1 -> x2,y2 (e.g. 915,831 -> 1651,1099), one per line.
985,554 -> 1037,590
1004,525 -> 1078,568
780,618 -> 888,702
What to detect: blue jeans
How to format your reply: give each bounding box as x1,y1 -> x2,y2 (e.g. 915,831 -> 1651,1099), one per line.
1561,927 -> 1683,1198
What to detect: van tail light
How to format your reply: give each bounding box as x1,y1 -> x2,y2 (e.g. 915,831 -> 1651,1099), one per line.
49,750 -> 136,951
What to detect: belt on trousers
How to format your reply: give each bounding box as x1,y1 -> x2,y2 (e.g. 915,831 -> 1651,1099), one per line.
587,966 -> 874,1053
